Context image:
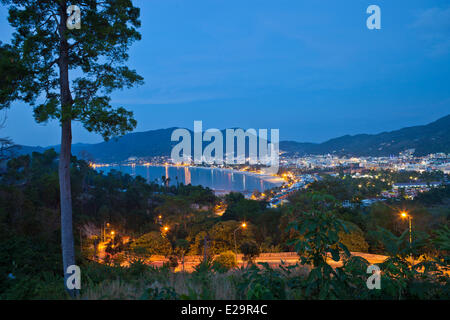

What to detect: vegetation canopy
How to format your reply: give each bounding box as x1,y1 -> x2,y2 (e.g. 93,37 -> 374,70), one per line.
0,0 -> 144,295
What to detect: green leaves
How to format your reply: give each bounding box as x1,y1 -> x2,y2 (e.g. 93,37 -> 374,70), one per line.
240,240 -> 260,264
130,231 -> 172,258
236,263 -> 287,300
0,0 -> 143,140
285,204 -> 355,299
34,97 -> 60,123
370,226 -> 429,259
433,225 -> 450,252
0,42 -> 33,108
288,209 -> 350,267
78,96 -> 137,140
140,286 -> 179,300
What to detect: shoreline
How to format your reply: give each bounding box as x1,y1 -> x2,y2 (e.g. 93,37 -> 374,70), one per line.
93,163 -> 285,190
191,165 -> 285,185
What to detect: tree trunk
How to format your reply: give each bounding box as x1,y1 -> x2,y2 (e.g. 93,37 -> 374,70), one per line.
59,120 -> 75,294
182,253 -> 185,272
58,2 -> 76,297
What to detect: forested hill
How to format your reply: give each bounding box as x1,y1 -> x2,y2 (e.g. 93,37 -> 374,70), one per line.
281,114 -> 450,157
15,114 -> 450,162
16,128 -> 180,162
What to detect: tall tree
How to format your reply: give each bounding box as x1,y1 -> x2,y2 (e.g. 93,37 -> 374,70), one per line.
0,0 -> 143,295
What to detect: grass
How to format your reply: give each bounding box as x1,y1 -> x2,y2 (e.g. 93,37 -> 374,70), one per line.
79,262 -> 311,300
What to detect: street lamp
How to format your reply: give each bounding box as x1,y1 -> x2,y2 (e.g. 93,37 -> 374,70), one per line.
234,222 -> 247,256
400,211 -> 413,261
102,222 -> 110,242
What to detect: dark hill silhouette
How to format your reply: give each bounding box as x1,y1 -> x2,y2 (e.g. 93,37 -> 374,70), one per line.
15,114 -> 450,161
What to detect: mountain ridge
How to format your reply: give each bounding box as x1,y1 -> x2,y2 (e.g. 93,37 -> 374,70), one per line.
14,114 -> 450,161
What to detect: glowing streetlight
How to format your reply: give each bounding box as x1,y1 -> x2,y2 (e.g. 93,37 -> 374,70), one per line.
234,222 -> 247,256
102,222 -> 111,242
110,231 -> 115,246
400,211 -> 413,261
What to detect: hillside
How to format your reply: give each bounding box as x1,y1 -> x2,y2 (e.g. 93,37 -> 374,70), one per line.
280,115 -> 450,157
14,114 -> 450,161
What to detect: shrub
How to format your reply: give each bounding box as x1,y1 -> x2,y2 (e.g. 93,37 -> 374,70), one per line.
213,251 -> 237,271
339,222 -> 369,252
240,241 -> 260,265
140,286 -> 179,300
235,263 -> 287,299
166,256 -> 179,270
130,232 -> 172,258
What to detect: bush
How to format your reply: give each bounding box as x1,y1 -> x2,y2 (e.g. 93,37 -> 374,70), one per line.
235,263 -> 287,299
130,232 -> 172,258
213,251 -> 237,271
165,256 -> 179,270
140,286 -> 179,300
240,241 -> 260,265
339,222 -> 369,252
0,233 -> 65,299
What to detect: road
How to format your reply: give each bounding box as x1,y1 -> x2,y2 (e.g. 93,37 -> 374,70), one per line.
146,252 -> 389,272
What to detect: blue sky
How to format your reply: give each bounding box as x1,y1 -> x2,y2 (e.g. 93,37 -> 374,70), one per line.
1,0 -> 449,146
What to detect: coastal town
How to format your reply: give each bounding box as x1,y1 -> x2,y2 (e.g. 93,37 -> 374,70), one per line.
88,151 -> 449,212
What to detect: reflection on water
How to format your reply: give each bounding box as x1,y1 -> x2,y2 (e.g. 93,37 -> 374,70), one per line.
184,166 -> 191,185
97,165 -> 281,193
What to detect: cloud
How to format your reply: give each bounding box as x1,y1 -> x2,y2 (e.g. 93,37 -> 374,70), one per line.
412,7 -> 450,30
411,6 -> 450,56
111,92 -> 227,105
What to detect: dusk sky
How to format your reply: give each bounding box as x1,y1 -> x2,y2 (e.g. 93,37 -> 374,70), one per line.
0,0 -> 449,146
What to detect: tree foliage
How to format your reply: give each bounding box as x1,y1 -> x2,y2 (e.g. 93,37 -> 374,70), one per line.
130,231 -> 172,258
0,0 -> 143,138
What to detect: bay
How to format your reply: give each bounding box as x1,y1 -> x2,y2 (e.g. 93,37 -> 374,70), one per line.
96,165 -> 283,195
